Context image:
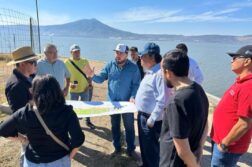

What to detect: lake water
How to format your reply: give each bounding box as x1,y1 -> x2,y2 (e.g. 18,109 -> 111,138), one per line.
41,36 -> 246,97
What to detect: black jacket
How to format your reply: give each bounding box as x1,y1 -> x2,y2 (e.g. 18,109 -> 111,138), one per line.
0,104 -> 85,163
5,69 -> 32,113
136,58 -> 145,80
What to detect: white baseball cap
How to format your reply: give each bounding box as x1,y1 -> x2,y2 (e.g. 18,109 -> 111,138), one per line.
70,44 -> 80,52
113,43 -> 129,53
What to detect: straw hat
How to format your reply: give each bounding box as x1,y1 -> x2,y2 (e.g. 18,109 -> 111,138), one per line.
7,46 -> 39,66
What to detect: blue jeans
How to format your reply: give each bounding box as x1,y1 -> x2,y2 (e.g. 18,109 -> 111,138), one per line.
111,113 -> 135,153
137,112 -> 162,167
23,155 -> 70,167
70,90 -> 91,122
211,143 -> 242,167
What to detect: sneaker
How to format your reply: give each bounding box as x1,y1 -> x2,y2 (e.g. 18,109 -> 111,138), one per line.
86,121 -> 96,130
127,150 -> 140,161
110,150 -> 121,158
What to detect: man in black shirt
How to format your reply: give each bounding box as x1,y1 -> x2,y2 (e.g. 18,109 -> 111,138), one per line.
5,46 -> 38,113
130,46 -> 145,79
159,49 -> 209,167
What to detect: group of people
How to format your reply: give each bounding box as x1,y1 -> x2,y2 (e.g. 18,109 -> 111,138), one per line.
0,41 -> 251,167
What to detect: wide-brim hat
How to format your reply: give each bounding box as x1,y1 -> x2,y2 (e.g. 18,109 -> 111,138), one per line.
7,46 -> 39,66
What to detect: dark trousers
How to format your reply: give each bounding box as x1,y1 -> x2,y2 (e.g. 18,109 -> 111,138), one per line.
137,112 -> 162,167
111,113 -> 135,152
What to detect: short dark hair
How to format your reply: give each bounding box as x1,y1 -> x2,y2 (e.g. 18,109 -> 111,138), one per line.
176,43 -> 188,54
130,46 -> 138,52
162,49 -> 189,77
146,53 -> 162,64
31,75 -> 65,114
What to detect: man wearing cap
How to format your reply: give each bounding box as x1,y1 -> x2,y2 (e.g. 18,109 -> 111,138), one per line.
210,45 -> 252,167
130,46 -> 145,79
37,44 -> 70,96
65,44 -> 96,129
5,46 -> 38,113
135,42 -> 171,167
83,43 -> 141,159
5,46 -> 38,167
176,43 -> 204,85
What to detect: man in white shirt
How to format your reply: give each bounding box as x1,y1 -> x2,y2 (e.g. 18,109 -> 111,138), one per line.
176,43 -> 204,85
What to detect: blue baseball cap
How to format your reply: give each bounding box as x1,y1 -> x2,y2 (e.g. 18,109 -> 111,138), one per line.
139,42 -> 160,57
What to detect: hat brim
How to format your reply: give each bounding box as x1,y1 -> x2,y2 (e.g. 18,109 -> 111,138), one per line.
227,52 -> 240,57
113,49 -> 127,53
139,50 -> 149,57
71,49 -> 80,52
7,54 -> 39,66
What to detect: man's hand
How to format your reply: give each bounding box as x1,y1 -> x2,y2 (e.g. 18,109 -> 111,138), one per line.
147,118 -> 154,128
129,98 -> 135,103
63,87 -> 69,97
217,143 -> 227,153
194,146 -> 203,162
70,83 -> 77,89
83,63 -> 95,77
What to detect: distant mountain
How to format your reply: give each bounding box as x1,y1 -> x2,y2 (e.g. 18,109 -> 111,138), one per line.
27,19 -> 252,43
40,18 -> 139,39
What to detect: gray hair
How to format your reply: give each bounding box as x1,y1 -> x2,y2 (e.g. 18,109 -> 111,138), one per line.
43,44 -> 57,53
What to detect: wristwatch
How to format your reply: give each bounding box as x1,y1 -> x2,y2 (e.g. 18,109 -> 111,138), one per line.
220,143 -> 229,152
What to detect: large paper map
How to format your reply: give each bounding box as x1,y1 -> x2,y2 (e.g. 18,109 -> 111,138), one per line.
66,100 -> 137,118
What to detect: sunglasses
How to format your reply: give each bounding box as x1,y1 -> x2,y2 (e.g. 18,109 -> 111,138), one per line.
26,60 -> 37,66
46,51 -> 58,55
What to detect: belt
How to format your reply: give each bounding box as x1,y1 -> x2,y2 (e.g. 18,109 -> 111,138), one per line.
138,111 -> 163,123
138,111 -> 151,118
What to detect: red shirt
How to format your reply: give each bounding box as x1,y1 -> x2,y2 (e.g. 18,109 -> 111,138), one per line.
210,73 -> 252,154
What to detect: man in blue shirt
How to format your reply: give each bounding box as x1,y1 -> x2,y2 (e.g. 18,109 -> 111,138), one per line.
83,43 -> 141,159
135,42 -> 171,167
37,44 -> 71,97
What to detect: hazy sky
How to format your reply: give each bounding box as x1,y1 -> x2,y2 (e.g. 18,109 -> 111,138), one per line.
1,0 -> 252,35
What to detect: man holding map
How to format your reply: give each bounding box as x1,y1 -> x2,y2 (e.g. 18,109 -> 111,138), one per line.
83,43 -> 141,159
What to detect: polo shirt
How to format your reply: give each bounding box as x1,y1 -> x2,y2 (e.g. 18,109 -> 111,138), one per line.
65,58 -> 89,93
210,73 -> 252,154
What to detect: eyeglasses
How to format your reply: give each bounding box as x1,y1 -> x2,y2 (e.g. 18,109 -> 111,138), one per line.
46,51 -> 57,55
26,60 -> 37,66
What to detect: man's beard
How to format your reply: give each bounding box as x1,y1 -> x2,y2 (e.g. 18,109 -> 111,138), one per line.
116,59 -> 127,65
165,78 -> 174,88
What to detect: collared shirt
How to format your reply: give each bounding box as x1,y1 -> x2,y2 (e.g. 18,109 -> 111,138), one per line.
135,63 -> 171,123
189,57 -> 204,85
37,58 -> 71,90
5,69 -> 32,113
210,73 -> 252,154
92,59 -> 140,101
